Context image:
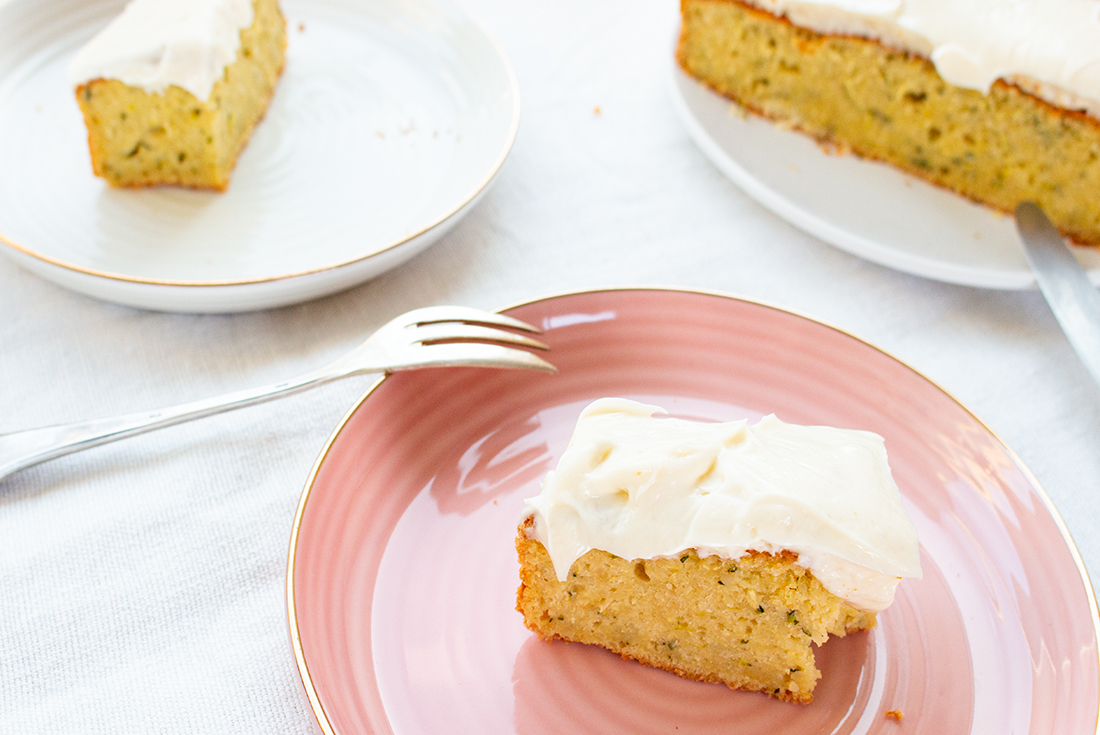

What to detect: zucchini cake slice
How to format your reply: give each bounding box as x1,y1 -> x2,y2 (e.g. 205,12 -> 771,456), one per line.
516,398 -> 920,703
68,0 -> 287,190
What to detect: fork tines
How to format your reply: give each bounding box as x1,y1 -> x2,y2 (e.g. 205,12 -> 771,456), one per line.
397,306 -> 555,372
403,305 -> 543,334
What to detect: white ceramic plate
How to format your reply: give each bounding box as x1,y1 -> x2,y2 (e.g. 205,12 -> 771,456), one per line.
0,0 -> 519,312
670,61 -> 1100,290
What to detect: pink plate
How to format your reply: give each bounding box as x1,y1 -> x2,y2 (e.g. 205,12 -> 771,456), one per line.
287,288 -> 1100,735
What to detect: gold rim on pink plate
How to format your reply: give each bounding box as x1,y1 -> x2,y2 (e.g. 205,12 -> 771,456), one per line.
287,287 -> 1100,735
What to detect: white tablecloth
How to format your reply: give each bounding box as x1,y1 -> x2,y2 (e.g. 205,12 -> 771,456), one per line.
3,0 -> 1098,732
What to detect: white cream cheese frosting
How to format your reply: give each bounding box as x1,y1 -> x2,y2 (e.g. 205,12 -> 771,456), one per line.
522,398 -> 922,612
67,0 -> 254,101
743,0 -> 1100,117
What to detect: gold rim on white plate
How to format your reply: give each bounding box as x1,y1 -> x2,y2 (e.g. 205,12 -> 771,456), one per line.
0,0 -> 520,308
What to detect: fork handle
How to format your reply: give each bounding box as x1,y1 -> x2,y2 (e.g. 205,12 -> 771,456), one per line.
0,365 -> 369,482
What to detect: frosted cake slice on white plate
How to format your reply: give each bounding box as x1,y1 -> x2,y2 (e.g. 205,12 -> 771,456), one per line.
68,0 -> 286,190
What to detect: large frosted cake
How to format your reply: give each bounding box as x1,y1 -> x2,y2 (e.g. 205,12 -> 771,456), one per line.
677,0 -> 1100,246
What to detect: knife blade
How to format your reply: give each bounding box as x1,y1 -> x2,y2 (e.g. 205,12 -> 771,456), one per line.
1015,201 -> 1100,389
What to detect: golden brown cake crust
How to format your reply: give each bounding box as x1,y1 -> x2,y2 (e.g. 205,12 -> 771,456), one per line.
677,0 -> 1100,247
515,517 -> 874,703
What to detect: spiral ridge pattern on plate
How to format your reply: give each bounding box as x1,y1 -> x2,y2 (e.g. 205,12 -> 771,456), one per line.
289,288 -> 1100,735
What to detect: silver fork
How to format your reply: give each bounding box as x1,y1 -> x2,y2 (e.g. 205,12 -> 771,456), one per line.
0,306 -> 554,483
